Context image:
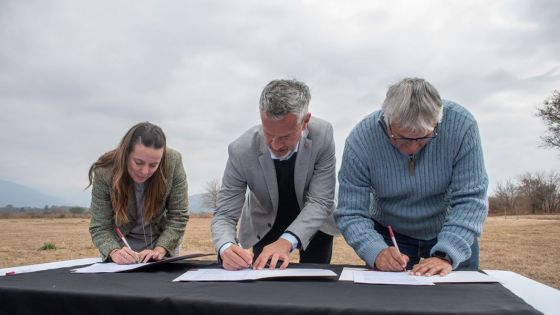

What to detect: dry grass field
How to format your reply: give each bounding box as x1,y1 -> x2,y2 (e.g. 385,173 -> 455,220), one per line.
1,215 -> 559,289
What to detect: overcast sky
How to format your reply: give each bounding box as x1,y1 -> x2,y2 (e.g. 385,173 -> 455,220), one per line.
1,0 -> 559,206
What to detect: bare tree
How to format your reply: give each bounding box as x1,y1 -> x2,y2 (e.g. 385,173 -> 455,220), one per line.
517,171 -> 560,214
202,178 -> 221,211
494,180 -> 519,219
536,90 -> 560,150
541,172 -> 560,214
518,172 -> 545,214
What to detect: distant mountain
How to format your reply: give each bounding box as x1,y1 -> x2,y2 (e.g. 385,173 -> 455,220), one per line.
0,179 -> 65,207
0,178 -> 214,213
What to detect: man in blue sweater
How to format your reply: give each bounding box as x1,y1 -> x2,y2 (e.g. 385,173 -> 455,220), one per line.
335,77 -> 488,277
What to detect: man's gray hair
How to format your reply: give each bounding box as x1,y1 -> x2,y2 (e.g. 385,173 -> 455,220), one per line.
382,77 -> 443,133
259,79 -> 311,122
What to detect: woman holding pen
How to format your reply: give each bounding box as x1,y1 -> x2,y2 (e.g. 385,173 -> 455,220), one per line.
87,122 -> 189,264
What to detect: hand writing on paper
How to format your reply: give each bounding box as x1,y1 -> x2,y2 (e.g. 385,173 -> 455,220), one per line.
138,246 -> 167,263
411,257 -> 452,276
221,244 -> 254,270
375,247 -> 409,271
109,247 -> 141,265
253,238 -> 291,270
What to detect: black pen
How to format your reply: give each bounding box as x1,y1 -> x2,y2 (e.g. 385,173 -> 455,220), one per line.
236,243 -> 255,268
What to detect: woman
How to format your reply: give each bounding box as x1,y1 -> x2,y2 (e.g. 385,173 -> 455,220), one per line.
88,122 -> 189,264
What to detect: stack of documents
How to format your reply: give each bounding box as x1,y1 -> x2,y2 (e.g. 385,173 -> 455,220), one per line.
173,268 -> 337,282
72,252 -> 213,273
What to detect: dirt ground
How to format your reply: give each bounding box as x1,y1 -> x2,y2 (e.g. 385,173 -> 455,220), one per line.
0,215 -> 558,289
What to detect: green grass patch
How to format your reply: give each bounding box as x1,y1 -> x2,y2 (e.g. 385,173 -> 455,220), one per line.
38,242 -> 57,251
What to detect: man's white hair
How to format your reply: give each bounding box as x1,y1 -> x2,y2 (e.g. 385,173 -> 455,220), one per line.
382,77 -> 443,133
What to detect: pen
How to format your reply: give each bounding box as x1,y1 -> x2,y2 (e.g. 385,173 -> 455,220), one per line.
236,243 -> 258,269
236,242 -> 270,269
235,242 -> 271,269
387,225 -> 400,252
115,227 -> 132,251
387,225 -> 405,271
116,227 -> 140,263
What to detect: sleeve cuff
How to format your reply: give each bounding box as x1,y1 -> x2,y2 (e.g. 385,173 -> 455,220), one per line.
431,232 -> 472,270
218,242 -> 235,257
281,232 -> 300,252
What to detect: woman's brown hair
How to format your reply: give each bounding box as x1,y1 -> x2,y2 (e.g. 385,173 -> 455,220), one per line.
87,122 -> 168,225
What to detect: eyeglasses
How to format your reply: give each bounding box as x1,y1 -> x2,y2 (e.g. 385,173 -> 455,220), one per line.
389,124 -> 438,145
379,116 -> 438,146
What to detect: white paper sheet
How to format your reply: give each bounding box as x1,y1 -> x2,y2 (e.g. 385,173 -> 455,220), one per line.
346,268 -> 499,285
338,267 -> 367,281
424,271 -> 499,283
1,258 -> 102,276
71,262 -> 147,273
173,268 -> 337,282
353,270 -> 435,286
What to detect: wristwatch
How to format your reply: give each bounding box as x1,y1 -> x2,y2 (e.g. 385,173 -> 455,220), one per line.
431,251 -> 453,264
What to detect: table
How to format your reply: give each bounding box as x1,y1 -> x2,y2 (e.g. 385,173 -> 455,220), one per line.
0,260 -> 547,315
484,270 -> 560,315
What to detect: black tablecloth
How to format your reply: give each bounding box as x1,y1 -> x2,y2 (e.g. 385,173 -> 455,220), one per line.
0,261 -> 541,315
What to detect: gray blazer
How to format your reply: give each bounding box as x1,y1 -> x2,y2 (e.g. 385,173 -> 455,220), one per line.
211,117 -> 338,253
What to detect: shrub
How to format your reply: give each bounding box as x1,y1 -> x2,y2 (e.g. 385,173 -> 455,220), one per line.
69,207 -> 86,214
38,242 -> 57,251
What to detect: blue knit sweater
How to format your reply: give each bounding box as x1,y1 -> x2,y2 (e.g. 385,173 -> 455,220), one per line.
335,100 -> 488,269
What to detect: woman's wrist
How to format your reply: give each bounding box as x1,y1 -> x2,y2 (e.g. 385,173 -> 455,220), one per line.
108,248 -> 119,259
154,246 -> 167,256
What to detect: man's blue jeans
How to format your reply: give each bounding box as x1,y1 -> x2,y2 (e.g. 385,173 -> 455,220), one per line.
374,221 -> 479,270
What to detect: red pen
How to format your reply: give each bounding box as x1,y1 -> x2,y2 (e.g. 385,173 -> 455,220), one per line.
388,225 -> 406,271
387,225 -> 400,252
115,227 -> 132,250
115,227 -> 140,263
5,271 -> 16,276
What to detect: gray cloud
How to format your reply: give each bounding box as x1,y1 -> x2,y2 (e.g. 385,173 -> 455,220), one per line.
1,0 -> 559,206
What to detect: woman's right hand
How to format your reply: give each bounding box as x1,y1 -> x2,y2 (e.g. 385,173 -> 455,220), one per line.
109,247 -> 141,264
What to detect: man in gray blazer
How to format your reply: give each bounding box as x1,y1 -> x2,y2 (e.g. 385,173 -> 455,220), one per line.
211,79 -> 338,270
